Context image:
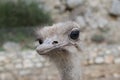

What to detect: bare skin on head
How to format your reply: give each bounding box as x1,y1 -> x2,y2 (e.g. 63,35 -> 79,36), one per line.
35,21 -> 82,80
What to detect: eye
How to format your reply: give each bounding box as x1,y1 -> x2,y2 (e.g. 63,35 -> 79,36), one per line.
36,39 -> 43,44
69,30 -> 80,40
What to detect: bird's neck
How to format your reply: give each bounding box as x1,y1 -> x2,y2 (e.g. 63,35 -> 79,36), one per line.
49,50 -> 82,80
60,55 -> 81,80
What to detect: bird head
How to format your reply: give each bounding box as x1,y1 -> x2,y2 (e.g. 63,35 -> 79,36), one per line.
35,21 -> 81,55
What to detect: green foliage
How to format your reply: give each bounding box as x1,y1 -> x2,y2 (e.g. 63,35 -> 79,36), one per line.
0,47 -> 4,51
91,34 -> 105,43
0,27 -> 34,47
0,0 -> 52,27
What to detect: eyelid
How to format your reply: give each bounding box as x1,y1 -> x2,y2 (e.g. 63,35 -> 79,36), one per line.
63,28 -> 73,35
68,28 -> 80,34
35,38 -> 42,41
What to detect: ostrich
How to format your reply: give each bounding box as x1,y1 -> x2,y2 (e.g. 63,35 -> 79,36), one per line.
35,21 -> 83,80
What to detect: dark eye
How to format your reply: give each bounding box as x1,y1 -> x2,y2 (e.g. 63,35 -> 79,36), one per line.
70,30 -> 80,40
36,39 -> 43,44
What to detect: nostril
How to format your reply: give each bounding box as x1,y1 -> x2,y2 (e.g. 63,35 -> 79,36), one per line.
52,41 -> 58,44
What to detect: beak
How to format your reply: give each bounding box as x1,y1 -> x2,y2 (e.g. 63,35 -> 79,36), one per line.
36,37 -> 70,55
36,38 -> 56,55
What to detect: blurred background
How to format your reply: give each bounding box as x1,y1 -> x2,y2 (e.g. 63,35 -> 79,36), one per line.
0,0 -> 120,80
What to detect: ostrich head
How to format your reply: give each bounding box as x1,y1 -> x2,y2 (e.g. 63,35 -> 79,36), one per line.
35,21 -> 82,80
36,21 -> 81,55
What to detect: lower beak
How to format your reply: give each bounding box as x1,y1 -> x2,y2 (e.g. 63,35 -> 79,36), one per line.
36,44 -> 55,55
36,43 -> 69,55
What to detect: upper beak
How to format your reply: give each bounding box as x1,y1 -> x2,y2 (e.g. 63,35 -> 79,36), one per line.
36,44 -> 56,55
36,38 -> 56,55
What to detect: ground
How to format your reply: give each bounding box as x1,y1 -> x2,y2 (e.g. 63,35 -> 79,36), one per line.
0,43 -> 120,80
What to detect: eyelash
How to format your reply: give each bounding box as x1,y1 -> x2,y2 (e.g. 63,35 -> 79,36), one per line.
36,39 -> 43,44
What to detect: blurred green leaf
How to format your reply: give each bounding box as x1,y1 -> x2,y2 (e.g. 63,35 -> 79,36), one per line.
0,0 -> 52,27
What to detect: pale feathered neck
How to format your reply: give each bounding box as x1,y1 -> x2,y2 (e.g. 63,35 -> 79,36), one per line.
48,49 -> 81,80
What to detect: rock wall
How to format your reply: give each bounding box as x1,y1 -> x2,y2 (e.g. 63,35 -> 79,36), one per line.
37,0 -> 120,44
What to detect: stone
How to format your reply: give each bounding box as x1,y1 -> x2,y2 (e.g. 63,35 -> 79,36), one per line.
82,60 -> 89,66
110,0 -> 120,16
0,73 -> 15,80
105,50 -> 111,55
97,17 -> 108,28
3,42 -> 21,52
23,59 -> 34,68
5,64 -> 14,70
0,66 -> 5,71
87,0 -> 100,7
0,62 -> 4,66
15,63 -> 23,69
52,11 -> 70,22
19,69 -> 31,76
22,50 -> 37,59
0,73 -> 5,80
114,58 -> 120,64
88,58 -> 94,65
44,61 -> 51,66
104,55 -> 114,64
41,0 -> 62,12
8,54 -> 16,59
66,0 -> 84,8
32,58 -> 40,63
89,52 -> 98,58
0,52 -> 5,55
95,57 -> 104,64
91,71 -> 104,78
113,73 -> 120,78
76,16 -> 86,28
38,55 -> 46,62
35,63 -> 43,68
118,46 -> 120,50
85,15 -> 98,28
0,56 -> 7,61
12,58 -> 22,64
